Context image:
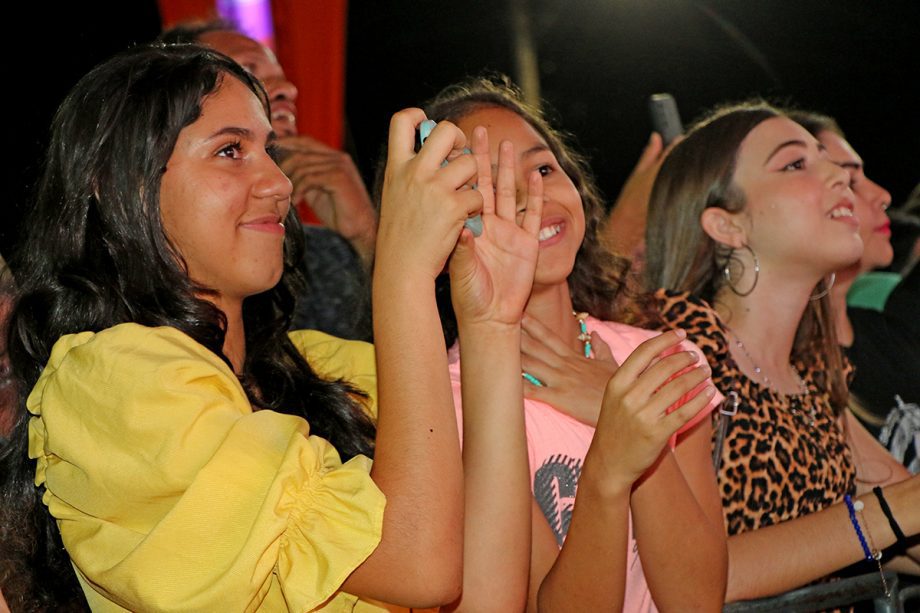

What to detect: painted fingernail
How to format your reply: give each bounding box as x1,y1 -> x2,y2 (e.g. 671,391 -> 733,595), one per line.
462,147 -> 472,155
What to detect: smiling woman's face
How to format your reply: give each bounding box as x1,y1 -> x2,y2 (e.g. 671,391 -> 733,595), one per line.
455,106 -> 584,289
730,116 -> 863,277
159,75 -> 292,308
816,130 -> 893,272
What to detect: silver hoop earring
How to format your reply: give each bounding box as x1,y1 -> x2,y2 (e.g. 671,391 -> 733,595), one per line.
723,244 -> 760,297
810,272 -> 836,301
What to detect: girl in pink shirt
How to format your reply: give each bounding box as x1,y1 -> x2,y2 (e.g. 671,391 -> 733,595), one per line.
422,77 -> 728,611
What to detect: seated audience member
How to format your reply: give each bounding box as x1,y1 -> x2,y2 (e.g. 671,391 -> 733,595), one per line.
0,43 -> 530,610
412,76 -> 726,611
161,21 -> 375,339
788,111 -> 920,462
643,101 -> 920,601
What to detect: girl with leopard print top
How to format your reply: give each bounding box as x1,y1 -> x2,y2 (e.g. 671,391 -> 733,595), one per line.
642,101 -> 920,602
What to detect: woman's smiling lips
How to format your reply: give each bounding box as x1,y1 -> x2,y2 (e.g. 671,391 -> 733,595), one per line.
828,201 -> 859,228
241,215 -> 285,235
537,217 -> 566,247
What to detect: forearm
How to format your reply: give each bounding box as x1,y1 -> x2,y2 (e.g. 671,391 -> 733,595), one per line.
538,466 -> 631,612
350,270 -> 463,604
631,451 -> 726,612
726,475 -> 920,601
344,215 -> 377,269
449,325 -> 531,612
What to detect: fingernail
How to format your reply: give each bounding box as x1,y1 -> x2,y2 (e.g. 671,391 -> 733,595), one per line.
675,328 -> 687,339
705,385 -> 716,397
462,147 -> 472,155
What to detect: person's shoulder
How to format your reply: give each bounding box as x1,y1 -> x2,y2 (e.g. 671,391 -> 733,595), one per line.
45,323 -> 226,375
302,224 -> 358,260
29,323 -> 247,431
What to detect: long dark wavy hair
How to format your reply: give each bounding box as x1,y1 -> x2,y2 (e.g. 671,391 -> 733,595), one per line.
372,75 -> 634,346
0,44 -> 375,610
643,101 -> 848,411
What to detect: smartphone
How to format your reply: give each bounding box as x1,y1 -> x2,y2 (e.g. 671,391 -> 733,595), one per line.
648,93 -> 684,146
417,119 -> 483,236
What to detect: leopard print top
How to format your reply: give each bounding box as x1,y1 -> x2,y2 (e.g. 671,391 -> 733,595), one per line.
655,290 -> 856,536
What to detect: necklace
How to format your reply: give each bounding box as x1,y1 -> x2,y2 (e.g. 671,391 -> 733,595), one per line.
522,311 -> 594,387
727,328 -> 817,426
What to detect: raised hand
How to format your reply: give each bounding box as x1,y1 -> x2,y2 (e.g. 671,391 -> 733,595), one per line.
275,134 -> 378,263
586,330 -> 715,488
449,126 -> 543,328
520,314 -> 617,425
376,109 -> 482,282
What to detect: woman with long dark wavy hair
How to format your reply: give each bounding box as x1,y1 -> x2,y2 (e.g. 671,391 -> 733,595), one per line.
400,77 -> 728,611
0,44 -> 540,611
644,101 -> 920,601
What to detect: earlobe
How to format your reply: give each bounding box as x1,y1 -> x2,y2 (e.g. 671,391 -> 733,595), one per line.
700,207 -> 746,249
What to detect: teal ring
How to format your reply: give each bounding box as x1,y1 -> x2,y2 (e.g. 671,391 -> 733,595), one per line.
522,372 -> 545,387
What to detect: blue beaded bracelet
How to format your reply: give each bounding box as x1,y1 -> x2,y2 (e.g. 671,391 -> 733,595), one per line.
844,494 -> 873,561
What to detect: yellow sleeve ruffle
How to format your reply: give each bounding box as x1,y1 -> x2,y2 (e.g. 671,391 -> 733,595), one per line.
28,323 -> 384,612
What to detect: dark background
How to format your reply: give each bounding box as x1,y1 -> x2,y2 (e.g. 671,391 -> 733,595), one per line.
6,0 -> 919,260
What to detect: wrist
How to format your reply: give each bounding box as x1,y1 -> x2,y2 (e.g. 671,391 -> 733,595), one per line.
457,317 -> 521,339
578,460 -> 634,503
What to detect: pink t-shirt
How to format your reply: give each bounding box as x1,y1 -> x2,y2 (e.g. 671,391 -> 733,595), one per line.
448,316 -> 721,613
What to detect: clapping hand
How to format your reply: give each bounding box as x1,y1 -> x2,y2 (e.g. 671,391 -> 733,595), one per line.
587,330 -> 715,487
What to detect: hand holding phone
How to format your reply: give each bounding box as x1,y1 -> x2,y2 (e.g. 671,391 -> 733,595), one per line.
418,119 -> 483,236
648,93 -> 684,146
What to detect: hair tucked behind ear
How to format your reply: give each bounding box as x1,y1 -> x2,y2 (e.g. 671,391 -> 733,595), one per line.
643,100 -> 848,412
0,44 -> 374,608
372,74 -> 634,346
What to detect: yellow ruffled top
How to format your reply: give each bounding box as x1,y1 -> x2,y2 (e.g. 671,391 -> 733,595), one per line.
27,323 -> 389,612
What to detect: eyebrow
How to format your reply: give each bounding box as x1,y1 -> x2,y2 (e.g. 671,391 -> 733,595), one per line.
206,126 -> 253,141
206,126 -> 277,144
835,160 -> 863,172
763,139 -> 811,165
522,143 -> 551,158
486,143 -> 551,174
